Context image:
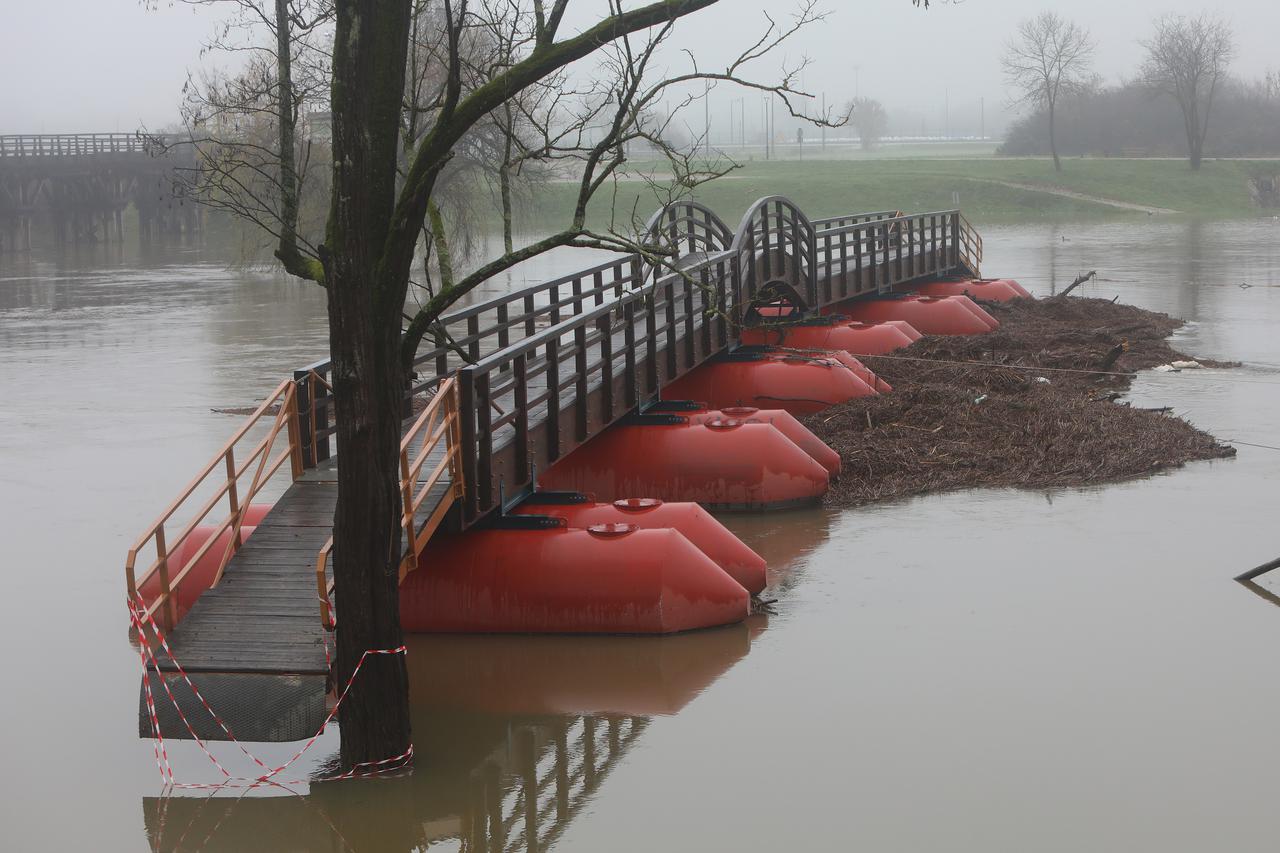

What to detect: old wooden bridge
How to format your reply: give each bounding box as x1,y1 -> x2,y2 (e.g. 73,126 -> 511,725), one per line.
0,133 -> 197,251
126,197 -> 982,741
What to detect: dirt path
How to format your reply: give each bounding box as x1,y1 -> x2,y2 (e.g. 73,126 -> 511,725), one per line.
964,177 -> 1179,215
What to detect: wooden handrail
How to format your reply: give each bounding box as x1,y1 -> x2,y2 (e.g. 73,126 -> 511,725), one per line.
124,379 -> 304,633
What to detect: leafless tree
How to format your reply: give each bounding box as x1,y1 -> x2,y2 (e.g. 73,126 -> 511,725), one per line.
156,0 -> 334,272
1140,13 -> 1235,170
1002,12 -> 1094,172
848,96 -> 887,150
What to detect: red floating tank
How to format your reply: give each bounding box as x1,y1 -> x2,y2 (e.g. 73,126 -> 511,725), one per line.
399,526 -> 750,634
515,497 -> 767,594
686,407 -> 841,477
739,319 -> 917,355
663,353 -> 876,416
916,278 -> 1026,302
832,295 -> 997,336
775,347 -> 893,394
885,319 -> 924,342
538,419 -> 830,510
138,520 -> 260,620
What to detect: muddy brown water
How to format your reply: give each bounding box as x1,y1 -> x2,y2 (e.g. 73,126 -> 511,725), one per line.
2,220 -> 1280,851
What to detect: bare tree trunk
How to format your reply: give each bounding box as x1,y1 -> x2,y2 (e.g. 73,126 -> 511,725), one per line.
500,103 -> 515,255
1048,102 -> 1061,172
428,200 -> 454,290
327,0 -> 414,772
273,0 -> 313,276
1183,99 -> 1203,170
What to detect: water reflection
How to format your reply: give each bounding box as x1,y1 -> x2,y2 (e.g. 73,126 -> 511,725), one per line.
141,622 -> 762,852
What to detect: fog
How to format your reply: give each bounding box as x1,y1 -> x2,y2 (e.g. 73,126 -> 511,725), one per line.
3,0 -> 1279,137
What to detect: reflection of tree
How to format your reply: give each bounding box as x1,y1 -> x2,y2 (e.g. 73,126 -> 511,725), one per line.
141,623 -> 758,852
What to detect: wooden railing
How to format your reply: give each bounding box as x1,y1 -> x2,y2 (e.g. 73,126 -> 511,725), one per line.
125,380 -> 304,632
813,210 -> 960,303
314,377 -> 463,628
297,256 -> 645,467
455,249 -> 735,523
958,213 -> 983,276
0,133 -> 186,159
811,209 -> 903,231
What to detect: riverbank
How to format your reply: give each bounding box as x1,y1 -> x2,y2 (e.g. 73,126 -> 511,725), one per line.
518,157 -> 1277,228
803,296 -> 1237,508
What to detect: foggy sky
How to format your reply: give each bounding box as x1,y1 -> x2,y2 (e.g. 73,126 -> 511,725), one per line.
4,1 -> 1279,137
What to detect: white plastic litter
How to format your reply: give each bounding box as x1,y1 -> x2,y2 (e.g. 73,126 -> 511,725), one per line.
1034,377 -> 1051,384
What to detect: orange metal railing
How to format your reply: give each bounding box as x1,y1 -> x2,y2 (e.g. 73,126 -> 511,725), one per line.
125,379 -> 304,633
314,378 -> 463,629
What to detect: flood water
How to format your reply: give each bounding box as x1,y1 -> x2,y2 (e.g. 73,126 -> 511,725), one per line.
2,219 -> 1280,851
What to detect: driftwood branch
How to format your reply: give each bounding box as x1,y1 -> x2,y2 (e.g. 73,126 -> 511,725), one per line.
1235,556 -> 1280,583
1057,270 -> 1097,298
1097,341 -> 1129,372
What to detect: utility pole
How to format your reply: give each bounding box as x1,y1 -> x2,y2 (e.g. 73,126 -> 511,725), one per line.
706,81 -> 716,159
771,97 -> 776,160
763,96 -> 771,160
822,92 -> 827,151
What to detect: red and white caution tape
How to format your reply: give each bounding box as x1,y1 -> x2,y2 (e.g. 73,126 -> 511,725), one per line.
129,594 -> 413,790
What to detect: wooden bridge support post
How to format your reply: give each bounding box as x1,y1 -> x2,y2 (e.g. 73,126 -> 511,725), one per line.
457,367 -> 479,524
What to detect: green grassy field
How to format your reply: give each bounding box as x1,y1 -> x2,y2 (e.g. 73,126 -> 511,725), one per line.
516,154 -> 1276,230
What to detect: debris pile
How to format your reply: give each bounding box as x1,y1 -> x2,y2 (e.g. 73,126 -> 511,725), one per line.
804,296 -> 1237,508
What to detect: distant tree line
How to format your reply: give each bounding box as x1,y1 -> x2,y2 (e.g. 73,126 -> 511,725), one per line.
999,75 -> 1280,159
1000,12 -> 1256,168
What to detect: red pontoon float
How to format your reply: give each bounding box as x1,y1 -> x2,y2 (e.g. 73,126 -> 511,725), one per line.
399,525 -> 750,634
915,278 -> 1026,302
684,407 -> 841,476
515,497 -> 768,594
827,295 -> 997,335
136,503 -> 274,620
738,318 -> 919,355
538,418 -> 830,510
662,352 -> 876,416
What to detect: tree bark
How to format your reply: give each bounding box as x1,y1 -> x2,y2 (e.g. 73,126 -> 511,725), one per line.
500,104 -> 516,255
326,0 -> 415,772
1048,103 -> 1061,172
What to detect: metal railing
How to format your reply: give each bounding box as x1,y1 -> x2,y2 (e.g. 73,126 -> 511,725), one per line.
314,377 -> 463,628
125,380 -> 303,632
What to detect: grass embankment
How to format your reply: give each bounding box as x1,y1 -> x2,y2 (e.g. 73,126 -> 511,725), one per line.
517,155 -> 1275,228
802,296 -> 1237,508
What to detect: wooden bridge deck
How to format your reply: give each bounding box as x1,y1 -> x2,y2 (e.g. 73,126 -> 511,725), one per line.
157,483 -> 335,676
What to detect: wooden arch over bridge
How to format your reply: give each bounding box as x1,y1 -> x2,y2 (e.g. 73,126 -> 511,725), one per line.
126,196 -> 983,743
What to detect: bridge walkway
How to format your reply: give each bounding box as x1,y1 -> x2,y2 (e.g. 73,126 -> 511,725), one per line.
129,200 -> 982,741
